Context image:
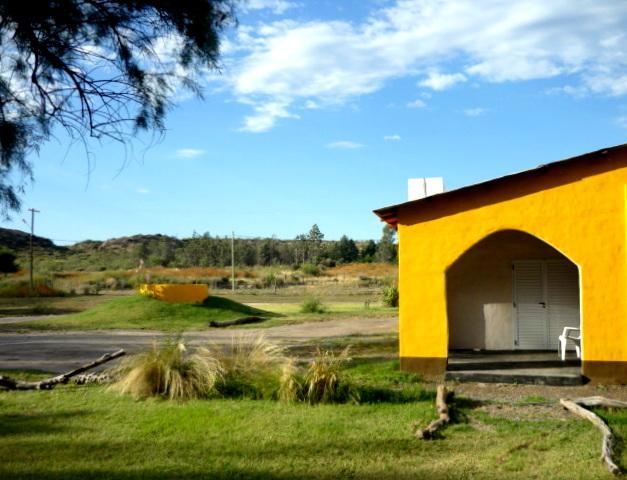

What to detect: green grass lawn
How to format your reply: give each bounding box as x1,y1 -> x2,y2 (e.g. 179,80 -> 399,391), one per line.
0,295 -> 277,331
0,294 -> 116,317
0,362 -> 624,479
0,295 -> 396,331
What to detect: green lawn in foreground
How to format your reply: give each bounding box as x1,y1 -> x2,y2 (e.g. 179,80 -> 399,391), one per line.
0,361 -> 624,479
1,295 -> 277,331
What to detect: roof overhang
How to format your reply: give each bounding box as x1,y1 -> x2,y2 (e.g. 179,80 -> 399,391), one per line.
373,143 -> 627,229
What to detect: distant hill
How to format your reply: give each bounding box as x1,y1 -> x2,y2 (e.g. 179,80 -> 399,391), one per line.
0,228 -> 62,252
71,234 -> 182,253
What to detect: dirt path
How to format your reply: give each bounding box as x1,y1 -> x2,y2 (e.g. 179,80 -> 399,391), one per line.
0,316 -> 397,373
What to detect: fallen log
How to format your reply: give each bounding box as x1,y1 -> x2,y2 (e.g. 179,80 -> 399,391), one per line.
560,397 -> 623,475
415,384 -> 451,439
209,316 -> 266,328
0,349 -> 125,391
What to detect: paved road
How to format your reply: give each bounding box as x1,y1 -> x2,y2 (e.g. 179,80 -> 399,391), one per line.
0,316 -> 397,373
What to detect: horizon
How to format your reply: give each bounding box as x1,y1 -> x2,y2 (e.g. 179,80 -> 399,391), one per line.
3,0 -> 627,244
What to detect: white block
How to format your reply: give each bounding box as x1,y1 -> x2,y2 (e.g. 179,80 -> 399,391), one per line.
408,178 -> 426,201
408,177 -> 444,201
425,177 -> 444,196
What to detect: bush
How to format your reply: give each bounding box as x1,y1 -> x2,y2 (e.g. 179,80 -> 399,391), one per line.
212,334 -> 292,400
112,338 -> 221,400
300,263 -> 320,276
0,247 -> 19,274
300,296 -> 326,314
0,279 -> 67,298
303,348 -> 356,404
381,285 -> 399,307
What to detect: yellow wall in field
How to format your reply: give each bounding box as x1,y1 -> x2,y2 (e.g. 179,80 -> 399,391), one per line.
395,149 -> 627,382
138,284 -> 208,303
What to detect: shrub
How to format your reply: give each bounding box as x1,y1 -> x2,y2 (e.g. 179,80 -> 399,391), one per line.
0,247 -> 19,274
381,285 -> 399,307
304,347 -> 356,404
300,296 -> 326,314
300,263 -> 320,276
0,280 -> 67,298
212,334 -> 293,400
112,338 -> 222,400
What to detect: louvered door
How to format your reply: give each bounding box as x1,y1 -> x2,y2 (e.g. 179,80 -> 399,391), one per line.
513,260 -> 580,350
514,261 -> 548,349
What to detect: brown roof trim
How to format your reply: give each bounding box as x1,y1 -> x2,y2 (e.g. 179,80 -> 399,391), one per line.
373,143 -> 627,228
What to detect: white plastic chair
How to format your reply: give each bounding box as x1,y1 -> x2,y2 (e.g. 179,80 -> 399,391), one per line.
558,327 -> 581,361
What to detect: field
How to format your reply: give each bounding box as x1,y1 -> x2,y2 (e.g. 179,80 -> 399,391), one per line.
0,263 -> 398,331
1,358 -> 626,479
1,262 -> 626,479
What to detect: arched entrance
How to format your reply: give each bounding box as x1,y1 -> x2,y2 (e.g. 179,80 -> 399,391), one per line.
445,230 -> 581,354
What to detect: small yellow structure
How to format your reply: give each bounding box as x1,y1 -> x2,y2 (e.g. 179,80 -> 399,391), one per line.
138,284 -> 208,303
375,144 -> 627,383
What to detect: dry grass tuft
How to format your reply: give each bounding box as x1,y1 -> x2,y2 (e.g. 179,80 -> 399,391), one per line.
111,337 -> 221,400
212,334 -> 293,400
304,347 -> 356,404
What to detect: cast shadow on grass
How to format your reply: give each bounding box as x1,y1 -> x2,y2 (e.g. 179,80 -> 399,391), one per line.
0,409 -> 92,436
194,296 -> 283,319
596,410 -> 626,473
0,307 -> 80,316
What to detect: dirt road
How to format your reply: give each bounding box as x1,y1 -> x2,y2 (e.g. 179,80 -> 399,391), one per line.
0,316 -> 397,372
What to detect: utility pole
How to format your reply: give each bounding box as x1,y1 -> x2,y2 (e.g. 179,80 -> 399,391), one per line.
27,208 -> 40,296
231,231 -> 235,293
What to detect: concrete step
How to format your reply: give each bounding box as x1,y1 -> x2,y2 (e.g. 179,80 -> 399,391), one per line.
445,370 -> 586,386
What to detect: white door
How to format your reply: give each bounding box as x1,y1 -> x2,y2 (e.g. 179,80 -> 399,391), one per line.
513,260 -> 579,350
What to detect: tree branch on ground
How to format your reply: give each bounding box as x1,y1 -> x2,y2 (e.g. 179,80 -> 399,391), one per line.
561,396 -> 627,475
414,384 -> 452,439
0,348 -> 125,390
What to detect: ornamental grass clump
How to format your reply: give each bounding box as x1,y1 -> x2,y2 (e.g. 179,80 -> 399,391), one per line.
304,347 -> 357,404
300,296 -> 326,314
213,334 -> 295,400
111,337 -> 221,400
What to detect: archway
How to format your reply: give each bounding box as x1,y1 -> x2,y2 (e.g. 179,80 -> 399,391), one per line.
445,230 -> 581,356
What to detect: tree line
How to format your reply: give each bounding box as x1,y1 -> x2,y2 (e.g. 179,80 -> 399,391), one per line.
138,225 -> 397,268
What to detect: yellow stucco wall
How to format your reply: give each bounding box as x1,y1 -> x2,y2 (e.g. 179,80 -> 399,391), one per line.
138,284 -> 208,303
394,149 -> 627,382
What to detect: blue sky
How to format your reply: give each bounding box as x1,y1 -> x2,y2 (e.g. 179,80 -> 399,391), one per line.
4,0 -> 627,244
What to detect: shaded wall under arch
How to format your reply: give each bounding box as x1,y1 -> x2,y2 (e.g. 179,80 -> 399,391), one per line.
446,229 -> 575,350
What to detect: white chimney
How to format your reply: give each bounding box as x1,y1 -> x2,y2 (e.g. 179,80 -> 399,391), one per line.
408,177 -> 444,201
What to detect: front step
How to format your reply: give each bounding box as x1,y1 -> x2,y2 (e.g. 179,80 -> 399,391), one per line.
445,370 -> 586,386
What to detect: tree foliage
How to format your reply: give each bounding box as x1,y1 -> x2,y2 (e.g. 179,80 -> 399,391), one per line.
0,247 -> 19,274
0,0 -> 235,215
377,225 -> 397,263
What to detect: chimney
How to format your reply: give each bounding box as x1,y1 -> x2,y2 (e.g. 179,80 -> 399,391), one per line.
408,177 -> 444,201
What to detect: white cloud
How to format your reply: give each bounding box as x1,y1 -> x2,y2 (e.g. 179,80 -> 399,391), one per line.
304,100 -> 319,109
175,148 -> 206,158
464,107 -> 487,117
384,134 -> 401,141
326,141 -> 364,149
406,99 -> 426,109
220,0 -> 627,131
242,0 -> 298,15
137,187 -> 150,194
616,116 -> 627,129
418,72 -> 467,91
239,99 -> 300,132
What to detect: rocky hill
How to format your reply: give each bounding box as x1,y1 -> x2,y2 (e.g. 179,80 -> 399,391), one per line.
71,234 -> 181,253
0,228 -> 62,251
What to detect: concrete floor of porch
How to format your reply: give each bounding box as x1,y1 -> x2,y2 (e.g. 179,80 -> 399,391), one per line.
445,350 -> 584,386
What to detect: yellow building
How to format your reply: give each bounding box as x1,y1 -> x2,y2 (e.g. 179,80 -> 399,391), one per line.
374,144 -> 627,384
